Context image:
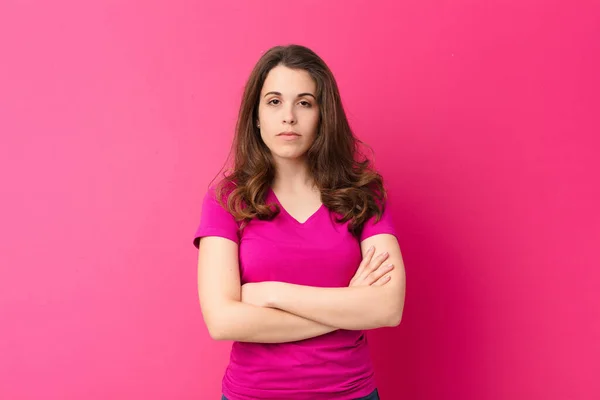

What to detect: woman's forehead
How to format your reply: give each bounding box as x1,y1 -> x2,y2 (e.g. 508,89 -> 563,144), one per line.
261,66 -> 316,95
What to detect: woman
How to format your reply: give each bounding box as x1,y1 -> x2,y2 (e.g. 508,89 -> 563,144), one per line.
193,44 -> 406,400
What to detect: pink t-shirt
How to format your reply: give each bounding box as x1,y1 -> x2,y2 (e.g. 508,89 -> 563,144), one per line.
193,183 -> 397,400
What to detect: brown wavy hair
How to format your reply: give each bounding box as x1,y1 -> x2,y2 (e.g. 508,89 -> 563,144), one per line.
213,44 -> 387,238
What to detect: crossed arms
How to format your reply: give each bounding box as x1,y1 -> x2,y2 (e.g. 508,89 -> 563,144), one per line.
197,234 -> 406,343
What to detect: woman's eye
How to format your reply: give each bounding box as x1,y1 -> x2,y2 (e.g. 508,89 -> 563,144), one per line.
267,99 -> 312,108
267,99 -> 312,107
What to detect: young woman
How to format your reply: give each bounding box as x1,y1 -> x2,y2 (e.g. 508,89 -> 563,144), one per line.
193,44 -> 406,400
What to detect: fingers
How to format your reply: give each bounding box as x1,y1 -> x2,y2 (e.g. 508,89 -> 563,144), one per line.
363,251 -> 390,277
353,250 -> 390,285
372,273 -> 392,286
366,262 -> 394,284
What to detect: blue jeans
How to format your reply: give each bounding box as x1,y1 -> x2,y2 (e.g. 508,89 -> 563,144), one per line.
221,388 -> 380,399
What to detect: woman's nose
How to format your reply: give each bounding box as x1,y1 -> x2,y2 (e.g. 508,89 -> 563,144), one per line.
283,106 -> 296,124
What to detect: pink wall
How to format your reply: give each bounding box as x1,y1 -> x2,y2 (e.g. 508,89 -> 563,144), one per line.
1,1 -> 598,399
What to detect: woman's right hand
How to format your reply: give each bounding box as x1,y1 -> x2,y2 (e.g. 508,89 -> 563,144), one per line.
349,246 -> 395,287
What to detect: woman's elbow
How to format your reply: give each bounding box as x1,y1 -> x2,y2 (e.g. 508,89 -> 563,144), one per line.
203,315 -> 223,340
382,298 -> 404,327
201,297 -> 242,340
385,309 -> 403,327
206,322 -> 229,341
203,309 -> 235,341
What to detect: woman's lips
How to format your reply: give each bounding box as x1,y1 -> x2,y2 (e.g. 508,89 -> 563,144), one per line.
277,132 -> 300,140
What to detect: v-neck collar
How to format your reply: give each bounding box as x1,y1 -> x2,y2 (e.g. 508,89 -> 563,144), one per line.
268,187 -> 325,225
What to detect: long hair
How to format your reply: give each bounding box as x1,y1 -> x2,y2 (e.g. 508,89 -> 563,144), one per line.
214,44 -> 386,238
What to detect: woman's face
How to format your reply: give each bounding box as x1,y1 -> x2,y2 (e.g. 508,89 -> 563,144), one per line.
257,65 -> 320,162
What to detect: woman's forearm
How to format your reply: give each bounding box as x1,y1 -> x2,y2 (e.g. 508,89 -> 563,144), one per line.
266,283 -> 405,330
206,299 -> 337,343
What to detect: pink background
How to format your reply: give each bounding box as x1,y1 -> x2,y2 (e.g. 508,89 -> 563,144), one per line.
1,1 -> 599,399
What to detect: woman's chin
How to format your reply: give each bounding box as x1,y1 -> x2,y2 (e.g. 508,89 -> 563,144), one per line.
272,150 -> 308,162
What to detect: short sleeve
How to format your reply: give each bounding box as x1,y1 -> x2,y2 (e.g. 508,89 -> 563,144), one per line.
359,200 -> 397,242
192,186 -> 240,248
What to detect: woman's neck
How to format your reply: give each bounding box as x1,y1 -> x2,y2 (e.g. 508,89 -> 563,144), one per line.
271,157 -> 316,192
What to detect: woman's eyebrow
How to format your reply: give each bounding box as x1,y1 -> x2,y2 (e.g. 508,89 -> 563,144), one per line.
263,91 -> 316,99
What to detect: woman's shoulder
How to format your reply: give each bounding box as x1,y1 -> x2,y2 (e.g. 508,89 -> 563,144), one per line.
194,179 -> 241,248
